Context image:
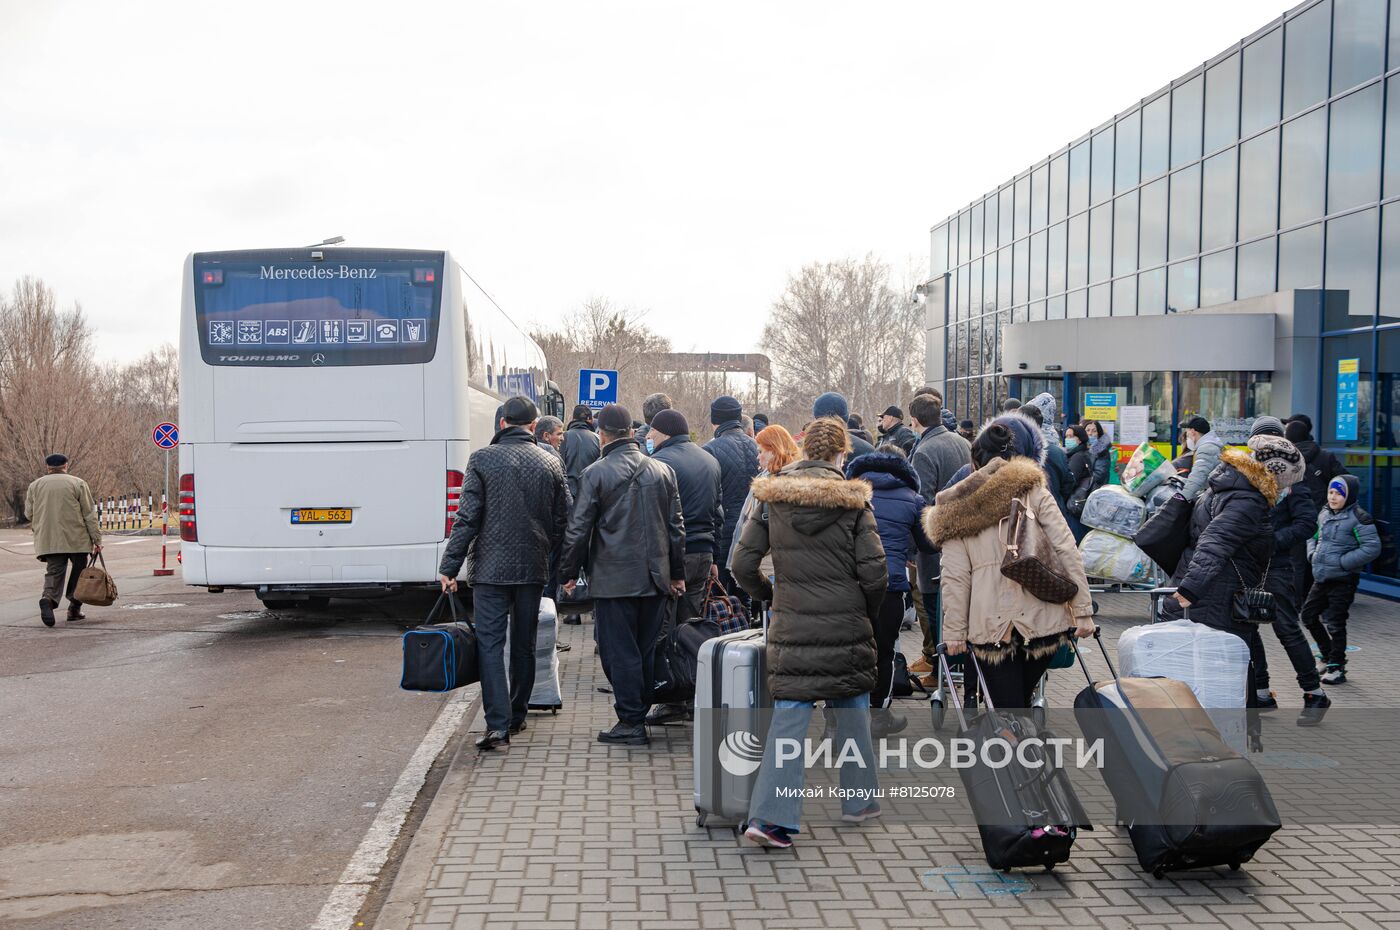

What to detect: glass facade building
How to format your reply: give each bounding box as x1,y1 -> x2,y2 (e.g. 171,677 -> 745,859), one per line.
927,0 -> 1400,593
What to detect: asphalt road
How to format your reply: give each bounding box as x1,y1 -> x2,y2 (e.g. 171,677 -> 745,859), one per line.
0,530 -> 459,929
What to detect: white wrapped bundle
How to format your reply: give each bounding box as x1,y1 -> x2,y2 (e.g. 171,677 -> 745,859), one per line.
508,597 -> 563,709
1081,486 -> 1147,536
1079,529 -> 1155,583
1142,480 -> 1180,518
1117,619 -> 1250,752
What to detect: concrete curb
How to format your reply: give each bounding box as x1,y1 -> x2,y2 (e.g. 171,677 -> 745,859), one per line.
368,694 -> 484,930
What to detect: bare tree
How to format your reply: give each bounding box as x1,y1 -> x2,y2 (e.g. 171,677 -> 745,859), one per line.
762,255 -> 923,425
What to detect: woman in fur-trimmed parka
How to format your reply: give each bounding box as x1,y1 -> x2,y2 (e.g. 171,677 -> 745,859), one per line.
925,420 -> 1095,710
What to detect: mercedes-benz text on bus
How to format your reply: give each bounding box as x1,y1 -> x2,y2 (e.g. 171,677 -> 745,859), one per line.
178,247 -> 564,608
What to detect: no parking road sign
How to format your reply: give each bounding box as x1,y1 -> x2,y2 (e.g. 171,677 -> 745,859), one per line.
578,369 -> 618,410
152,422 -> 179,449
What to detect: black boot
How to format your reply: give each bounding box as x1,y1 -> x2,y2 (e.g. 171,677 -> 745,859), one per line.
598,722 -> 648,745
67,601 -> 85,622
645,703 -> 691,725
39,598 -> 56,627
475,730 -> 510,751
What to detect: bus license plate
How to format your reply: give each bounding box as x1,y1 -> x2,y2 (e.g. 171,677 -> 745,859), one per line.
291,508 -> 351,524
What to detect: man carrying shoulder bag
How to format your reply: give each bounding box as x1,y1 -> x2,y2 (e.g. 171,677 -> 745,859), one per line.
25,453 -> 102,627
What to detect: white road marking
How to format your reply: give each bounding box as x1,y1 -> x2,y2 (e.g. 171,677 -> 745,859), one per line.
309,686 -> 477,930
119,602 -> 187,610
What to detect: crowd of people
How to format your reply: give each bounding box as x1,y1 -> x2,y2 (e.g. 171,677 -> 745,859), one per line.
432,385 -> 1380,848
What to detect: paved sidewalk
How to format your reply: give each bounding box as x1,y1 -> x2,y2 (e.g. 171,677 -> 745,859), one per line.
382,594 -> 1400,930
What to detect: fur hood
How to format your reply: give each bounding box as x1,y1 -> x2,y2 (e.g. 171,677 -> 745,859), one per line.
924,456 -> 1045,545
1217,447 -> 1279,501
752,460 -> 873,511
845,450 -> 920,492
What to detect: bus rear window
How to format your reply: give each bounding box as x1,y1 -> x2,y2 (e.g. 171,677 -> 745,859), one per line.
193,250 -> 444,367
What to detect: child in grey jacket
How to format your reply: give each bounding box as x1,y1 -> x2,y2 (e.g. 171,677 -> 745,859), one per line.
1303,474 -> 1382,684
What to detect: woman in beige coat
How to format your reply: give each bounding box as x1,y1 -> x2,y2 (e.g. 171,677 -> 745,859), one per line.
925,418 -> 1095,709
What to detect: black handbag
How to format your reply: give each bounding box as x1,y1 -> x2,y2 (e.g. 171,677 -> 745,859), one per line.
1230,555 -> 1276,625
557,569 -> 591,610
1133,492 -> 1192,576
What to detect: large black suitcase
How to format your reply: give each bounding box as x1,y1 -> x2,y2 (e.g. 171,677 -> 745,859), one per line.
400,593 -> 479,692
1071,631 -> 1280,878
936,646 -> 1091,872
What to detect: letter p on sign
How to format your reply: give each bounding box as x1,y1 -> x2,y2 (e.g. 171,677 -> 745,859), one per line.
578,368 -> 618,409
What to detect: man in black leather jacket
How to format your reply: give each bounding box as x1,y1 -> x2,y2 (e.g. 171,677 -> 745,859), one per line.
703,395 -> 760,606
439,397 -> 571,751
560,404 -> 687,746
561,406 -> 601,502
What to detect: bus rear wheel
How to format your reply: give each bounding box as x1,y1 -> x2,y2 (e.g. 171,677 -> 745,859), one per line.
259,598 -> 298,610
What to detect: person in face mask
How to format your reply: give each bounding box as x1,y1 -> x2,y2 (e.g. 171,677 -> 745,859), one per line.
1063,423 -> 1094,542
1179,415 -> 1225,502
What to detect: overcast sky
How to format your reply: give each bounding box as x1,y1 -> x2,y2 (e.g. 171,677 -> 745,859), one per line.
0,0 -> 1293,363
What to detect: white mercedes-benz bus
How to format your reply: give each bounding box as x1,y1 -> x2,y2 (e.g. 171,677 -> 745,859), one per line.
177,247 -> 564,608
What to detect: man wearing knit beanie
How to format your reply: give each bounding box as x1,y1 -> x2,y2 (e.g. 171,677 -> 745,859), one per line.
704,395 -> 760,608
1245,430 -> 1331,724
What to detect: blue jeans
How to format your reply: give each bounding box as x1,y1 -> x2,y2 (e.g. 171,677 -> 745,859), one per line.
747,694 -> 879,833
472,583 -> 543,732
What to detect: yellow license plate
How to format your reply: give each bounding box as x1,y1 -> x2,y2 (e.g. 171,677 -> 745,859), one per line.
291,508 -> 352,524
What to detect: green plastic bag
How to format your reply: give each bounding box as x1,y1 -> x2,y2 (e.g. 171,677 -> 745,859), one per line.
1121,441 -> 1175,498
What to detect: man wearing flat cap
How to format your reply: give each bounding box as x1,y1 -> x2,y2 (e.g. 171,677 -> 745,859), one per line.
560,404 -> 687,746
439,396 -> 571,751
25,453 -> 102,627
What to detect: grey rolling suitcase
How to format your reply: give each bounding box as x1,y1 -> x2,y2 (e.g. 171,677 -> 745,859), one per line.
528,597 -> 563,712
692,620 -> 768,828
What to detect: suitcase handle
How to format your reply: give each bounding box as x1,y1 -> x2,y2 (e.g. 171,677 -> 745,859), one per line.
1069,626 -> 1119,689
426,592 -> 474,631
934,643 -> 976,732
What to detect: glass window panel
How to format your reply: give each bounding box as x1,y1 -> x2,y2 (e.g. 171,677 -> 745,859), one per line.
1323,332 -> 1374,448
1201,148 -> 1238,252
998,187 -> 1013,248
1047,294 -> 1067,320
1168,259 -> 1200,311
1377,329 -> 1400,455
1091,128 -> 1114,205
998,246 -> 1012,309
1090,203 -> 1112,283
1029,300 -> 1047,322
1031,165 -> 1049,231
1237,237 -> 1277,298
1204,53 -> 1241,153
983,250 -> 999,317
1200,249 -> 1236,306
1278,222 -> 1324,290
1383,204 -> 1400,321
1113,276 -> 1137,316
1014,176 -> 1031,239
1048,221 -> 1068,294
1238,129 -> 1280,239
1280,108 -> 1327,227
1049,154 -> 1069,224
1284,0 -> 1331,117
1385,76 -> 1400,198
968,258 -> 984,321
1325,207 -> 1379,325
1114,191 -> 1139,275
958,209 -> 970,265
1242,28 -> 1283,136
1179,372 -> 1274,443
1328,84 -> 1383,213
1069,141 -> 1090,215
1141,94 -> 1171,180
1171,76 -> 1204,169
1116,111 -> 1141,193
1392,0 -> 1400,74
1067,288 -> 1088,318
1333,0 -> 1386,92
931,224 -> 950,276
956,264 -> 969,319
1169,165 -> 1202,260
1139,267 -> 1167,314
1012,304 -> 1029,324
1068,213 -> 1089,287
1029,230 -> 1048,300
1013,238 -> 1030,306
970,201 -> 984,259
1139,177 -> 1168,268
1089,282 -> 1111,317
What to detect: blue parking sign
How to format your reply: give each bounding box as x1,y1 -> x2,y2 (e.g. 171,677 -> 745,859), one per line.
578,369 -> 618,409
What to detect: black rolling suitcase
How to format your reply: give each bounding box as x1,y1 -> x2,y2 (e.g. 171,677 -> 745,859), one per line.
1071,630 -> 1280,878
936,645 -> 1091,872
400,593 -> 479,692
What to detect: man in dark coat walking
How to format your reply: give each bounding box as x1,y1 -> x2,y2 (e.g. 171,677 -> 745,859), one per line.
561,404 -> 687,746
561,405 -> 600,501
1285,417 -> 1343,601
876,406 -> 919,456
703,395 -> 759,605
439,397 -> 571,751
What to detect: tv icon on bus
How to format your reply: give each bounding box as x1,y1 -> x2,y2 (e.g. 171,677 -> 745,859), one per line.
374,321 -> 399,343
265,321 -> 290,344
347,320 -> 370,343
402,319 -> 427,343
293,320 -> 317,344
237,321 -> 264,344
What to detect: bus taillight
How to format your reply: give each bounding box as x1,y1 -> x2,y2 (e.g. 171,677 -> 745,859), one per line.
445,470 -> 464,537
178,473 -> 197,542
